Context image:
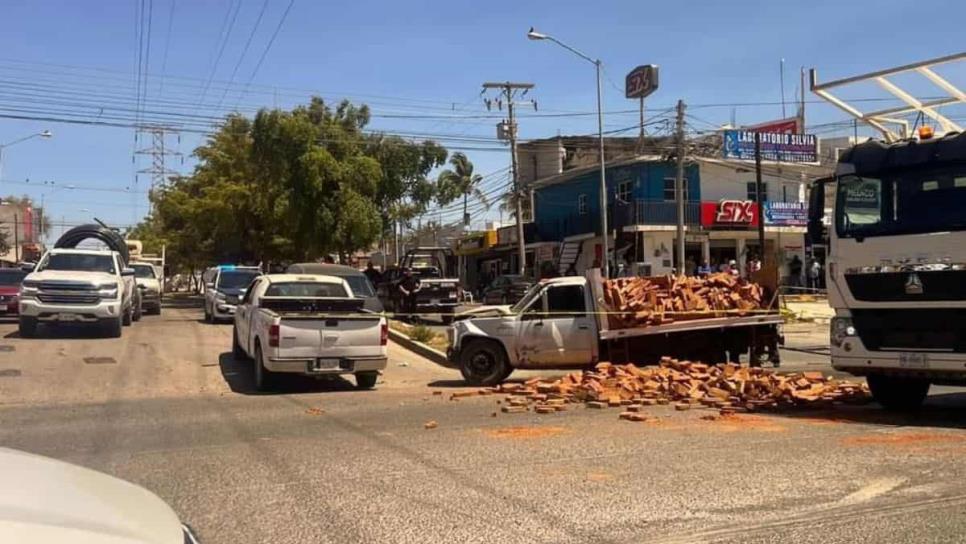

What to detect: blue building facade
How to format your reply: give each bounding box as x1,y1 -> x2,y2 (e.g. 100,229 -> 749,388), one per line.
533,159 -> 702,242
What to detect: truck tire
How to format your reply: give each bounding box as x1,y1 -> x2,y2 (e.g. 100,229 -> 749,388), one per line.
867,374 -> 930,411
122,304 -> 133,326
232,326 -> 249,360
55,224 -> 130,264
253,344 -> 275,392
204,304 -> 213,323
133,297 -> 143,322
104,316 -> 123,338
459,339 -> 512,386
355,372 -> 378,389
18,317 -> 37,338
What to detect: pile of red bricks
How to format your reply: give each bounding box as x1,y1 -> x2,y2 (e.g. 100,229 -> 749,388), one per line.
602,274 -> 765,328
472,359 -> 870,418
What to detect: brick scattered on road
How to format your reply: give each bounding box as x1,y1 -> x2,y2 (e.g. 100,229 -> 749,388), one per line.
424,420 -> 438,429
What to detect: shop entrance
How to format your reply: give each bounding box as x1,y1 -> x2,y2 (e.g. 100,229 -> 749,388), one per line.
709,240 -> 737,271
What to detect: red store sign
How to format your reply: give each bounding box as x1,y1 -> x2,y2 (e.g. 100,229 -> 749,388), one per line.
700,200 -> 760,228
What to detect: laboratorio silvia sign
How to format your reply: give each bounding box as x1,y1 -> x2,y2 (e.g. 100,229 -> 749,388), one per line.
723,130 -> 818,163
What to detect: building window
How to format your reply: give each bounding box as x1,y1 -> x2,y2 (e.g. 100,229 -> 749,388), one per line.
746,181 -> 768,202
617,180 -> 632,203
663,178 -> 689,201
577,194 -> 588,215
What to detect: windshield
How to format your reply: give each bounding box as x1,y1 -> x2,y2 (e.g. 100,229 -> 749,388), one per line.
0,269 -> 27,285
132,265 -> 156,279
264,282 -> 348,297
836,168 -> 966,238
217,270 -> 260,290
339,275 -> 375,297
510,283 -> 543,312
41,253 -> 116,274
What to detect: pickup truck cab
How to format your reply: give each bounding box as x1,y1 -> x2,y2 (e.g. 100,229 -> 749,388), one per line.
232,274 -> 388,391
204,266 -> 262,322
448,272 -> 782,385
19,248 -> 137,338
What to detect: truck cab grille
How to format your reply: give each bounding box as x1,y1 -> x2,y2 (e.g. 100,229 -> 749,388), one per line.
37,282 -> 101,305
852,309 -> 966,353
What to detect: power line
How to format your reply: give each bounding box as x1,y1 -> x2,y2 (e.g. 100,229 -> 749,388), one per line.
158,0 -> 176,95
236,0 -> 295,107
215,0 -> 270,110
196,0 -> 244,109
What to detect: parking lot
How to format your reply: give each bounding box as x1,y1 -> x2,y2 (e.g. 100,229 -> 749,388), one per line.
3,298 -> 966,543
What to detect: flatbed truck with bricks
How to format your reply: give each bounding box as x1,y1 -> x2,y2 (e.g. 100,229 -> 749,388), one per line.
446,270 -> 782,386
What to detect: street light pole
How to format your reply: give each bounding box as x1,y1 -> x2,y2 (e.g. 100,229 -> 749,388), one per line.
528,28 -> 610,278
0,130 -> 53,181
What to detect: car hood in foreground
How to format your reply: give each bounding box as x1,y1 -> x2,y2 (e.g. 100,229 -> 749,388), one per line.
0,447 -> 185,543
25,270 -> 118,285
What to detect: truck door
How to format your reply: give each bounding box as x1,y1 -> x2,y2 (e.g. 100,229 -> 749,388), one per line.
235,278 -> 262,351
518,284 -> 596,366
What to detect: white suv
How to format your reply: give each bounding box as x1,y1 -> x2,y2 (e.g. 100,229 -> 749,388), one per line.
204,266 -> 262,323
19,249 -> 137,338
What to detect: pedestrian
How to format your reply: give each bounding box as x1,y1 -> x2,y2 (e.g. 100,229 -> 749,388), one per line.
685,256 -> 696,277
727,259 -> 739,277
398,267 -> 420,321
364,261 -> 382,286
746,254 -> 762,277
697,259 -> 712,276
788,255 -> 803,289
808,259 -> 822,290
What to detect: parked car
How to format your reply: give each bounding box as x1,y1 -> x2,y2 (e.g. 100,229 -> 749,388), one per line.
0,268 -> 28,316
131,262 -> 163,315
0,447 -> 200,543
482,274 -> 532,305
233,274 -> 388,391
203,266 -> 262,323
285,262 -> 383,313
19,249 -> 139,338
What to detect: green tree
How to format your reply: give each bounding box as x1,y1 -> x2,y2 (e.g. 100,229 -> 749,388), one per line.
436,152 -> 488,226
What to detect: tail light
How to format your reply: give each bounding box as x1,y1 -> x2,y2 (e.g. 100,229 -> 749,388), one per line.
268,324 -> 280,347
380,321 -> 388,346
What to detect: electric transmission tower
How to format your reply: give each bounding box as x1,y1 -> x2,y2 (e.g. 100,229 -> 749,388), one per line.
134,125 -> 183,192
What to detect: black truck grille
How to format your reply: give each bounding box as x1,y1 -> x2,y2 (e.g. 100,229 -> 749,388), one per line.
846,270 -> 966,302
852,309 -> 966,353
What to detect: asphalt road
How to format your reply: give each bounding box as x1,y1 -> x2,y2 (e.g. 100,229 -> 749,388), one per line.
3,298 -> 966,543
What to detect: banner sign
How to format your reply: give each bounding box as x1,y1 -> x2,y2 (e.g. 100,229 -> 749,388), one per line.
764,202 -> 808,226
723,130 -> 818,163
700,200 -> 760,228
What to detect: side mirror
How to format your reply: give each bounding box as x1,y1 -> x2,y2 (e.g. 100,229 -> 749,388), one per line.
807,178 -> 829,245
121,267 -> 136,277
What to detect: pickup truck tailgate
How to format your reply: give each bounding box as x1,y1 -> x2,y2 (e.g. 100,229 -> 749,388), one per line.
276,316 -> 384,359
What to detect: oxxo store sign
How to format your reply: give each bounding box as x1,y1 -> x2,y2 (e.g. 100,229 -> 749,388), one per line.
700,200 -> 760,228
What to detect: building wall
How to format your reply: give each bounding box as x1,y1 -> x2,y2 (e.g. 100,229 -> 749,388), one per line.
0,203 -> 34,263
698,160 -> 807,204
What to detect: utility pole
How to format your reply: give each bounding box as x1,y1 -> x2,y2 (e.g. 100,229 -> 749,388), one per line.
754,132 -> 766,262
483,82 -> 535,277
674,100 -> 686,276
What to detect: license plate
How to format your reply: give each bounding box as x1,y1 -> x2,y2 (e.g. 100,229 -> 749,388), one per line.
899,353 -> 929,369
311,358 -> 341,372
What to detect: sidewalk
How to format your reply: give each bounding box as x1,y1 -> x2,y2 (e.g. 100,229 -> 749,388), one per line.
783,299 -> 834,323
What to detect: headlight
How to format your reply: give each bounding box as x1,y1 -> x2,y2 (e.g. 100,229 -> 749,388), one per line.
831,317 -> 856,347
19,281 -> 39,297
98,285 -> 119,299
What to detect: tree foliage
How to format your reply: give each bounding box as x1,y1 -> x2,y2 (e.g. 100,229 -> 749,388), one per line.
436,152 -> 488,225
134,98 -> 451,272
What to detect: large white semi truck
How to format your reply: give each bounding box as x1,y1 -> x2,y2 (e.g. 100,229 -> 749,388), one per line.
807,130 -> 966,409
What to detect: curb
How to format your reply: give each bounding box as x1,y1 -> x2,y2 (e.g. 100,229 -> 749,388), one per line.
388,328 -> 450,367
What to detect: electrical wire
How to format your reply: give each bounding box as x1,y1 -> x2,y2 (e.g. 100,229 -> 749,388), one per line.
235,0 -> 295,108
214,0 -> 270,110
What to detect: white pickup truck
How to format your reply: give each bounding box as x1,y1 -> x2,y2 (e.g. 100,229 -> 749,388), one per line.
19,248 -> 138,338
448,271 -> 783,385
232,274 -> 388,391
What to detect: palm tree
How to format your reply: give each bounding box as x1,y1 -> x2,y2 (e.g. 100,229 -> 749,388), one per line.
437,152 -> 489,227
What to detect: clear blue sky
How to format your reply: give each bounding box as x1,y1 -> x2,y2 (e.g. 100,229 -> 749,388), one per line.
0,0 -> 963,239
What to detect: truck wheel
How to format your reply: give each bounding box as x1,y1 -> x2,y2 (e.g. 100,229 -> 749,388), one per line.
122,305 -> 133,326
133,300 -> 143,322
104,316 -> 123,338
355,372 -> 378,389
18,317 -> 37,338
867,374 -> 930,411
253,344 -> 275,392
459,340 -> 512,386
204,305 -> 212,323
232,326 -> 249,360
